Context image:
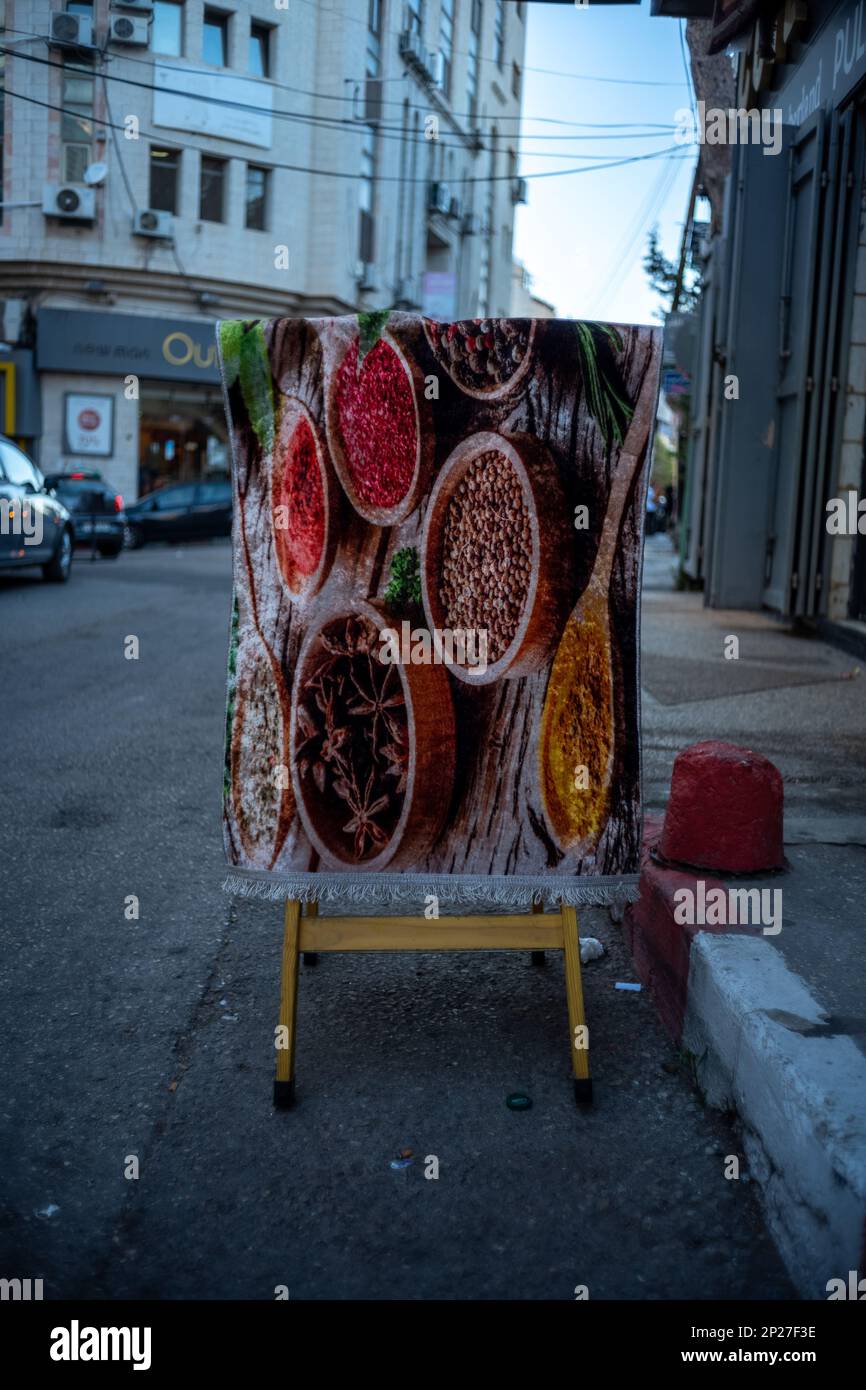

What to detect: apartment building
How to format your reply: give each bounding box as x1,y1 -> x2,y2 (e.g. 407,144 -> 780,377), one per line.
0,0 -> 526,502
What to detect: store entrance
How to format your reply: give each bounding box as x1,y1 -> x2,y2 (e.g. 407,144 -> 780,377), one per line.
138,384 -> 229,499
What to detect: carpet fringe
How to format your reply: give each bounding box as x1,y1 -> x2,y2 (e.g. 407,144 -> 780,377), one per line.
222,869 -> 640,909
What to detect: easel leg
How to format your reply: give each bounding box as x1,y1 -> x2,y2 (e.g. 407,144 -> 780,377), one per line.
274,899 -> 301,1109
303,899 -> 319,966
530,900 -> 546,966
561,902 -> 592,1105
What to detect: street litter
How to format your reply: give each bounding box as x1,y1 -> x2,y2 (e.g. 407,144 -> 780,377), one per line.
579,937 -> 605,963
390,1157 -> 413,1170
35,1203 -> 60,1220
506,1093 -> 533,1111
615,982 -> 642,992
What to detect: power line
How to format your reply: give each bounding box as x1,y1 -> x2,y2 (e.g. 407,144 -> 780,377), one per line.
0,44 -> 678,163
3,83 -> 691,186
1,22 -> 685,129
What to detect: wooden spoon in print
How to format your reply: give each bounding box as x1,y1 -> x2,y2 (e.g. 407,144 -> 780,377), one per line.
538,330 -> 661,855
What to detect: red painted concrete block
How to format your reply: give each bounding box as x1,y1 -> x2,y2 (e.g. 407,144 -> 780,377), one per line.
658,740 -> 784,874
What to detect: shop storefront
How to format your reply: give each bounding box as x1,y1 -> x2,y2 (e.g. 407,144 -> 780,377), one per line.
34,308 -> 227,503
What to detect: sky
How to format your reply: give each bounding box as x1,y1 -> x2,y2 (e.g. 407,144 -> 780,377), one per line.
510,0 -> 697,325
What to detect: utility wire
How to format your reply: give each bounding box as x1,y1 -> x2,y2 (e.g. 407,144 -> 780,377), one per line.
3,83 -> 691,186
0,44 -> 677,157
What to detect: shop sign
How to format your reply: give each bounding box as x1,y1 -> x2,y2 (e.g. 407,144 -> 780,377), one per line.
775,0 -> 866,124
154,63 -> 273,149
36,310 -> 220,383
64,393 -> 114,456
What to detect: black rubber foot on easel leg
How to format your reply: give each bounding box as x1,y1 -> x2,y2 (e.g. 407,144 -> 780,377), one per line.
574,1078 -> 593,1106
302,952 -> 319,966
273,1078 -> 296,1109
530,950 -> 546,966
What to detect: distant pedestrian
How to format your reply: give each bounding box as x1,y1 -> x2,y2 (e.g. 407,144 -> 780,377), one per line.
646,482 -> 658,536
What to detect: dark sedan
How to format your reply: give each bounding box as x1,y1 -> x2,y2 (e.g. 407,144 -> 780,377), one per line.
0,437 -> 75,582
125,479 -> 232,548
44,470 -> 127,558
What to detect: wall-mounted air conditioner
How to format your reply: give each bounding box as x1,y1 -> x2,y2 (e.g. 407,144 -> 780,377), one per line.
43,184 -> 96,222
399,29 -> 424,67
427,50 -> 445,88
109,14 -> 150,45
512,178 -> 528,205
48,12 -> 94,50
132,208 -> 172,239
429,181 -> 451,216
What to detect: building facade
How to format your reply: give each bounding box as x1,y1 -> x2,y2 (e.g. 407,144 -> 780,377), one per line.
654,1 -> 866,644
0,0 -> 527,502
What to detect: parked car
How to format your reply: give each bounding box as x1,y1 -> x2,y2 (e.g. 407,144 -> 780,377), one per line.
0,436 -> 75,582
43,469 -> 127,558
125,479 -> 233,548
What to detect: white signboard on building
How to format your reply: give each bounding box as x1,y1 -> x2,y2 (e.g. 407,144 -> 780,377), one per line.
422,271 -> 458,321
154,64 -> 273,149
64,394 -> 114,456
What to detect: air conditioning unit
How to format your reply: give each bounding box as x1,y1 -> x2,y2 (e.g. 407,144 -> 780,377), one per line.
427,49 -> 445,88
429,181 -> 451,217
398,29 -> 425,72
112,1 -> 154,11
133,208 -> 172,239
512,177 -> 528,205
109,14 -> 149,45
48,12 -> 94,50
461,212 -> 480,237
43,184 -> 96,222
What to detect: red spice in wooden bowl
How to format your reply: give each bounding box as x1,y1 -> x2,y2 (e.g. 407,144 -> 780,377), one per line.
270,397 -> 338,600
324,326 -> 433,526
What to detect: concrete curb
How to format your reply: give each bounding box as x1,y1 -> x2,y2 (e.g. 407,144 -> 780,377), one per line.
625,820 -> 866,1298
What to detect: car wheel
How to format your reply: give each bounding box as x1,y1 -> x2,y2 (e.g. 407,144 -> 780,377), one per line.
126,526 -> 145,550
98,541 -> 122,558
43,527 -> 73,583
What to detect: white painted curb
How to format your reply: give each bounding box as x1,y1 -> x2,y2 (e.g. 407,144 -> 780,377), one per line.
682,933 -> 866,1299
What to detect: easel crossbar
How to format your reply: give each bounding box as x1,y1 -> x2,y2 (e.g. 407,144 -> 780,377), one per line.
299,912 -> 564,952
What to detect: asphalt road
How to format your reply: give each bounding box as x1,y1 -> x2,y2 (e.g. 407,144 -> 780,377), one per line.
0,541 -> 794,1299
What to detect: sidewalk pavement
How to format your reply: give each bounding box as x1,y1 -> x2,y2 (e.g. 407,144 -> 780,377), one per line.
631,533 -> 866,1297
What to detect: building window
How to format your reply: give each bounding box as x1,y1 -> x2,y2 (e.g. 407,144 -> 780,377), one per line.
359,125 -> 376,265
150,147 -> 180,213
249,21 -> 270,77
406,0 -> 424,39
61,62 -> 94,183
152,0 -> 182,56
494,0 -> 505,69
512,62 -> 521,100
467,0 -> 481,118
199,156 -> 226,221
245,165 -> 268,230
439,0 -> 454,98
367,0 -> 382,77
203,8 -> 228,67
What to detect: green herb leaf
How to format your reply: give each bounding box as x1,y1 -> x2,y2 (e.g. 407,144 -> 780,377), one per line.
219,319 -> 243,389
384,546 -> 422,610
357,308 -> 393,369
574,321 -> 634,449
238,321 -> 274,454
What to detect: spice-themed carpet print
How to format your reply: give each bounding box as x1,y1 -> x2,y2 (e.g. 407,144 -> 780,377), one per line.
218,313 -> 662,907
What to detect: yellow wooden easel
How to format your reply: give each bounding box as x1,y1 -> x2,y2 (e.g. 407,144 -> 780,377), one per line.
273,898 -> 592,1108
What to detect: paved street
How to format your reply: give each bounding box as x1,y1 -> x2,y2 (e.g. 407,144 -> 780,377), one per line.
0,540 -> 795,1299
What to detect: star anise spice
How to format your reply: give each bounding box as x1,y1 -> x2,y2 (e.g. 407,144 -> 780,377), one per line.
297,618 -> 409,860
